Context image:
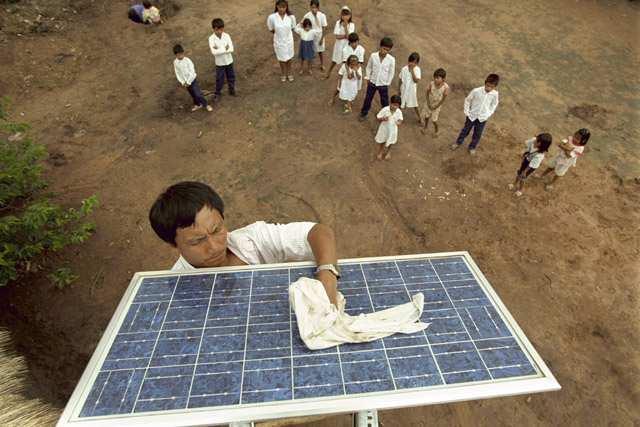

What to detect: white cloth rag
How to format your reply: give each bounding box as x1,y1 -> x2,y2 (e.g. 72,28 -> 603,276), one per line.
289,277 -> 429,350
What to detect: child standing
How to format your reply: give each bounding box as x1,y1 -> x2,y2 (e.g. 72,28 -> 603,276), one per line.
375,95 -> 403,160
173,44 -> 212,112
421,68 -> 449,136
303,0 -> 328,70
359,37 -> 395,120
342,32 -> 365,64
451,73 -> 500,155
336,55 -> 362,113
209,18 -> 235,100
324,6 -> 354,78
295,19 -> 320,75
267,0 -> 296,82
539,128 -> 591,190
508,133 -> 552,196
398,52 -> 421,122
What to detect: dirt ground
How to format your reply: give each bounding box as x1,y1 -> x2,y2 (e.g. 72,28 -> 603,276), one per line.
1,0 -> 639,425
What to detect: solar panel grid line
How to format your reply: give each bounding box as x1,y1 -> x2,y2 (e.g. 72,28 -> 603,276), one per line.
394,260 -> 446,386
238,270 -> 254,404
130,275 -> 180,414
287,268 -> 295,400
428,259 -> 495,382
358,263 -> 398,391
184,273 -> 217,408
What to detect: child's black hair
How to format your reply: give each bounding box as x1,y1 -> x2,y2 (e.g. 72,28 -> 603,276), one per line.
346,54 -> 359,66
302,18 -> 313,28
347,32 -> 359,44
485,73 -> 500,86
390,94 -> 401,105
310,0 -> 320,7
211,18 -> 224,29
380,37 -> 393,49
536,133 -> 553,153
274,0 -> 292,15
339,7 -> 352,23
149,181 -> 225,246
574,128 -> 591,145
173,44 -> 184,55
433,68 -> 446,79
408,52 -> 420,63
143,0 -> 152,8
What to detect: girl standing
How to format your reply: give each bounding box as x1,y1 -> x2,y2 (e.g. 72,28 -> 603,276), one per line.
375,95 -> 403,160
324,6 -> 355,79
267,0 -> 297,82
539,128 -> 591,190
508,133 -> 553,196
336,55 -> 363,113
295,19 -> 320,75
398,52 -> 422,122
302,0 -> 328,71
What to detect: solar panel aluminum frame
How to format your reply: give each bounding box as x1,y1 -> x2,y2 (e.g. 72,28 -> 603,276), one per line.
57,251 -> 560,427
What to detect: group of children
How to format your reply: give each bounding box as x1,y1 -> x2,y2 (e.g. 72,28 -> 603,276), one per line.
163,0 -> 590,194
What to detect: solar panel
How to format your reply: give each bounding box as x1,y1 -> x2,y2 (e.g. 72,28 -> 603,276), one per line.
57,252 -> 559,426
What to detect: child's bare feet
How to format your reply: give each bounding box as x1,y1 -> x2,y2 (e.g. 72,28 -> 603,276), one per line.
299,69 -> 304,75
376,152 -> 383,160
420,127 -> 427,135
384,151 -> 391,160
328,98 -> 335,106
515,191 -> 523,197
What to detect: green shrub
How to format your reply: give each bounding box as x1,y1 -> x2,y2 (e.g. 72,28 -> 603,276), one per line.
0,99 -> 98,287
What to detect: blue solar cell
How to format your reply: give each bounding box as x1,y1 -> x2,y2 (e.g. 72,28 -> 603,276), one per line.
76,256 -> 540,420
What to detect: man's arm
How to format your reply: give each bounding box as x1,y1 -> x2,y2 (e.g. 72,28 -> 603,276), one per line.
307,223 -> 338,306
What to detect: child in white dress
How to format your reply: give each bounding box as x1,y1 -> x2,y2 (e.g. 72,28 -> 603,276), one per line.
375,95 -> 403,160
398,52 -> 421,122
336,55 -> 362,113
324,6 -> 354,78
267,0 -> 296,82
302,0 -> 328,70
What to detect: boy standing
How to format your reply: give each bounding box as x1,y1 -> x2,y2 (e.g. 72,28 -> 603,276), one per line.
209,18 -> 236,100
359,37 -> 395,121
451,73 -> 499,154
173,44 -> 212,112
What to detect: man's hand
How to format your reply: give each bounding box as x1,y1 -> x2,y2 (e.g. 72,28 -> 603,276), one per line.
225,44 -> 229,50
315,269 -> 338,306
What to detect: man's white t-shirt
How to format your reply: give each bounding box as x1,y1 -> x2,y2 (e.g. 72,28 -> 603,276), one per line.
171,221 -> 316,271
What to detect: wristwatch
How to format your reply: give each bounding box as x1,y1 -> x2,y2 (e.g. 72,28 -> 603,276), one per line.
315,263 -> 341,279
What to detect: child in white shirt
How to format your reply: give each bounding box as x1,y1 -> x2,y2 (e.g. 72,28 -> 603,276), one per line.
508,133 -> 552,197
342,32 -> 365,64
142,1 -> 162,24
295,19 -> 321,75
398,52 -> 421,122
452,73 -> 500,155
375,95 -> 403,160
209,18 -> 235,100
336,55 -> 363,113
303,0 -> 328,70
359,37 -> 395,120
539,128 -> 591,190
172,44 -> 212,112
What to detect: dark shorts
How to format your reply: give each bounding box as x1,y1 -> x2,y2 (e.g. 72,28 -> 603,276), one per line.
517,157 -> 535,179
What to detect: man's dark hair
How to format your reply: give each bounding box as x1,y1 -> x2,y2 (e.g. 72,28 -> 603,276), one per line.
149,181 -> 225,246
310,0 -> 320,6
173,44 -> 184,55
390,94 -> 401,105
347,32 -> 359,43
408,52 -> 420,63
433,68 -> 446,79
212,18 -> 224,29
143,0 -> 152,8
485,73 -> 500,86
380,37 -> 393,48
